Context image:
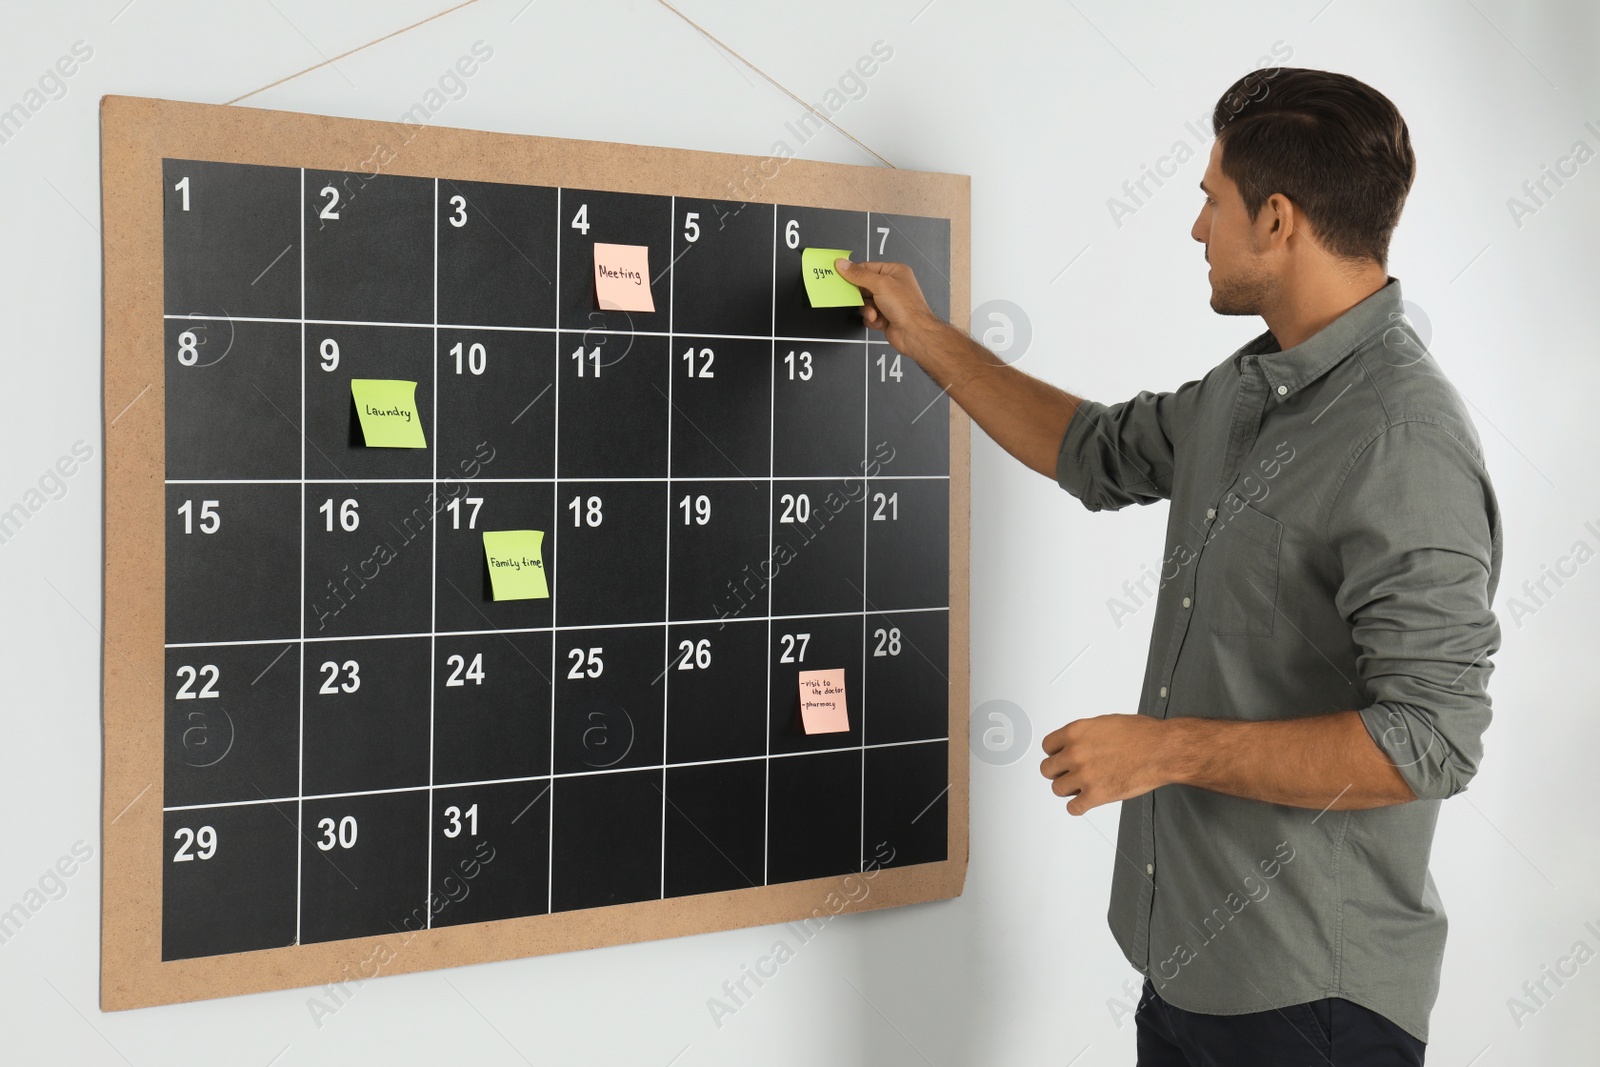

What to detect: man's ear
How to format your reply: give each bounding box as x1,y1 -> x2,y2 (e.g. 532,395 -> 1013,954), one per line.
1261,193 -> 1296,248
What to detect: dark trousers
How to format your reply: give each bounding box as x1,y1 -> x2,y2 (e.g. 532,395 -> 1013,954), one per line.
1135,979 -> 1426,1066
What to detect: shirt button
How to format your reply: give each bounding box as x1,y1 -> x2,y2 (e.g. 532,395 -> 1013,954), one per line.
1158,686 -> 1168,698
1146,863 -> 1155,875
1182,596 -> 1191,608
1206,508 -> 1216,519
1276,384 -> 1288,395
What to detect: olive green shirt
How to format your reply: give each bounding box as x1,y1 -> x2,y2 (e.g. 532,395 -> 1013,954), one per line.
1055,279 -> 1501,1043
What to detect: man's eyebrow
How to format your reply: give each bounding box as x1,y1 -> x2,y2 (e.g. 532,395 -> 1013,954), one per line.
1198,180 -> 1211,194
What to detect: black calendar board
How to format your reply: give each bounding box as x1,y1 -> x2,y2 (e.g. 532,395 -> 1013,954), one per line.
102,96 -> 969,1009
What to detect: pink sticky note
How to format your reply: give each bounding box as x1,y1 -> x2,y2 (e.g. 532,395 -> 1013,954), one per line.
593,242 -> 655,312
798,668 -> 850,734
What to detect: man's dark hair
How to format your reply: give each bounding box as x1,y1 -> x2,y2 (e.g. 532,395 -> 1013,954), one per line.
1211,68 -> 1415,266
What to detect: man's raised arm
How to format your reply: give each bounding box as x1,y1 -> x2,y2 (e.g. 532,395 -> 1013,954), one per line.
834,258 -> 1082,481
839,258 -> 1198,511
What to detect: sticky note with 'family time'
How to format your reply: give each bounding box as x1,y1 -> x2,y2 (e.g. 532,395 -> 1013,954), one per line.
798,668 -> 850,734
593,242 -> 655,312
801,248 -> 864,308
351,379 -> 426,448
482,530 -> 549,601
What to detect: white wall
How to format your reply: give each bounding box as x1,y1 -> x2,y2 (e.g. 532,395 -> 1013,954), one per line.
2,1 -> 1596,1062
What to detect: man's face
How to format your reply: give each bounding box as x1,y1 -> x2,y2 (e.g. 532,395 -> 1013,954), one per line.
1191,139 -> 1274,316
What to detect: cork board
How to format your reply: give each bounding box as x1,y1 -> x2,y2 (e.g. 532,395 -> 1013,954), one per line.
100,94 -> 970,1010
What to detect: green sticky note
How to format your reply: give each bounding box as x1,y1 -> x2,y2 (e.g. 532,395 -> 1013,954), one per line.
483,530 -> 549,601
801,247 -> 864,307
351,379 -> 427,448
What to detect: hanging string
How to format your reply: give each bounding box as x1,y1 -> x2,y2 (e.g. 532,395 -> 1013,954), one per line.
655,0 -> 896,168
224,0 -> 484,106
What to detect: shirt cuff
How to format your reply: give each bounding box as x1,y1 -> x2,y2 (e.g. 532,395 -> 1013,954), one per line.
1055,398 -> 1109,508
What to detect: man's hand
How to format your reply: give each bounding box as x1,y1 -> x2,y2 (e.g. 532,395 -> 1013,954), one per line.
1040,714 -> 1176,816
834,258 -> 941,355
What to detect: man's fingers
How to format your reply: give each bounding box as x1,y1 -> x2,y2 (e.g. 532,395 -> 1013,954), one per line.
836,257 -> 899,291
1049,765 -> 1083,797
836,256 -> 892,275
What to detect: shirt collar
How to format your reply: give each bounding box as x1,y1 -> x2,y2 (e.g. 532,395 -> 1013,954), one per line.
1238,278 -> 1405,403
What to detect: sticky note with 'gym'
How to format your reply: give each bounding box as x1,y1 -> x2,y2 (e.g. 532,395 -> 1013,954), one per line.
593,242 -> 655,312
798,668 -> 849,734
351,379 -> 427,448
482,530 -> 549,601
801,247 -> 863,308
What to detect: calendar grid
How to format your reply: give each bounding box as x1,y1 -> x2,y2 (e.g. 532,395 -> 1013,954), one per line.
160,162 -> 953,959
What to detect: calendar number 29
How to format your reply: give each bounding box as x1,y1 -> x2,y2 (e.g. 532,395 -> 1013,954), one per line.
172,825 -> 216,862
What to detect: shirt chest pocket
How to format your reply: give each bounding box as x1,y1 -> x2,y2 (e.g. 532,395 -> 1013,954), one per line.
1197,500 -> 1282,637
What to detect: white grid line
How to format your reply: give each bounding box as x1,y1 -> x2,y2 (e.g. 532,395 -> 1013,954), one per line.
548,188 -> 561,917
162,313 -> 886,347
163,738 -> 951,812
165,607 -> 951,648
425,177 -> 439,928
660,193 -> 675,900
294,165 -> 306,946
165,475 -> 950,484
860,211 -> 870,871
764,203 -> 776,887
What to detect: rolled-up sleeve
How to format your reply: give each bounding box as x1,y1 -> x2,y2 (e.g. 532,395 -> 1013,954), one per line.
1326,419 -> 1502,801
1055,378 -> 1204,511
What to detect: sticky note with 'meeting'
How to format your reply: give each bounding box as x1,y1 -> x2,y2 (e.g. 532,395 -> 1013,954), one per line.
482,530 -> 549,601
800,247 -> 864,308
593,242 -> 656,312
798,668 -> 850,734
351,379 -> 427,448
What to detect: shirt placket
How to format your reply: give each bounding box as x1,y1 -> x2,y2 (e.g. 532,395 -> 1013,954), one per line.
1137,354 -> 1271,976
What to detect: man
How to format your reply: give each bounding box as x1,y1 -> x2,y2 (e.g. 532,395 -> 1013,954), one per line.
837,68 -> 1501,1065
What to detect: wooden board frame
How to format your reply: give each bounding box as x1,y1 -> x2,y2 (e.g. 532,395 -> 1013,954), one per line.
100,94 -> 970,1010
